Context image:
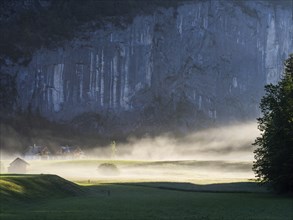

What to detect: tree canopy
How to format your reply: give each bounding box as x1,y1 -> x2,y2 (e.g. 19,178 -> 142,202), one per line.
253,54 -> 293,193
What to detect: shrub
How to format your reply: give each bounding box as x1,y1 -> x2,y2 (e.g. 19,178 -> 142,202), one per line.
98,163 -> 120,176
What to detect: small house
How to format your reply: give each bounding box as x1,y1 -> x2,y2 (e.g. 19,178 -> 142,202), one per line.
8,157 -> 29,174
0,161 -> 5,173
24,144 -> 51,160
57,146 -> 85,159
57,146 -> 71,159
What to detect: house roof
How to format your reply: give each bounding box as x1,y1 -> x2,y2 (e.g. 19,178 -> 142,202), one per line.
10,157 -> 30,165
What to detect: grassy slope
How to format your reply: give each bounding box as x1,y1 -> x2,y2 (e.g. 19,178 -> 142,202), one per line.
1,174 -> 292,220
0,174 -> 85,202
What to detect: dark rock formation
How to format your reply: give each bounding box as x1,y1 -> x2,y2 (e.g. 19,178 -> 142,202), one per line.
2,0 -> 293,137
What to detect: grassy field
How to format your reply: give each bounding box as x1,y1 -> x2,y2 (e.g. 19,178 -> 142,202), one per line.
0,159 -> 256,182
0,174 -> 292,220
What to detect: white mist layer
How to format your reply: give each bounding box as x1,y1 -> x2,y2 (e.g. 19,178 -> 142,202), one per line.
1,121 -> 259,181
91,121 -> 259,161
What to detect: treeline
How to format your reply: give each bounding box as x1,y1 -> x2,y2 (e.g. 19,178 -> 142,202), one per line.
0,0 -> 181,65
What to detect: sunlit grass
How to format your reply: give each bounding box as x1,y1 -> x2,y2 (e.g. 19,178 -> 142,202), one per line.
24,159 -> 254,179
74,177 -> 255,185
0,174 -> 85,202
0,179 -> 24,193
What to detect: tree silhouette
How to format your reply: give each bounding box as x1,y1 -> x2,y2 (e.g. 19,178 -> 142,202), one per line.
253,54 -> 293,193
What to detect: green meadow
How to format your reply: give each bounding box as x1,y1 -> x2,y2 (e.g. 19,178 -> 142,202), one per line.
0,173 -> 292,220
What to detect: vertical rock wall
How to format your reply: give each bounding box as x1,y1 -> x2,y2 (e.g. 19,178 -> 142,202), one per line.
16,0 -> 293,133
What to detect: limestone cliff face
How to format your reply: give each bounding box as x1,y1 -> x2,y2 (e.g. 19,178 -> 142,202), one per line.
15,1 -> 293,135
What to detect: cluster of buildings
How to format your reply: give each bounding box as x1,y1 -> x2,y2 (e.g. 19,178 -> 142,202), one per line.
24,144 -> 85,160
4,144 -> 86,174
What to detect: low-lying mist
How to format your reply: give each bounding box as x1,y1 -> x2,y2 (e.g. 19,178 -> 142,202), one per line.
1,121 -> 259,182
89,121 -> 259,161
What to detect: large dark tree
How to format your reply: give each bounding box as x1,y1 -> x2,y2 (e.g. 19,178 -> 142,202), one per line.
253,54 -> 293,193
